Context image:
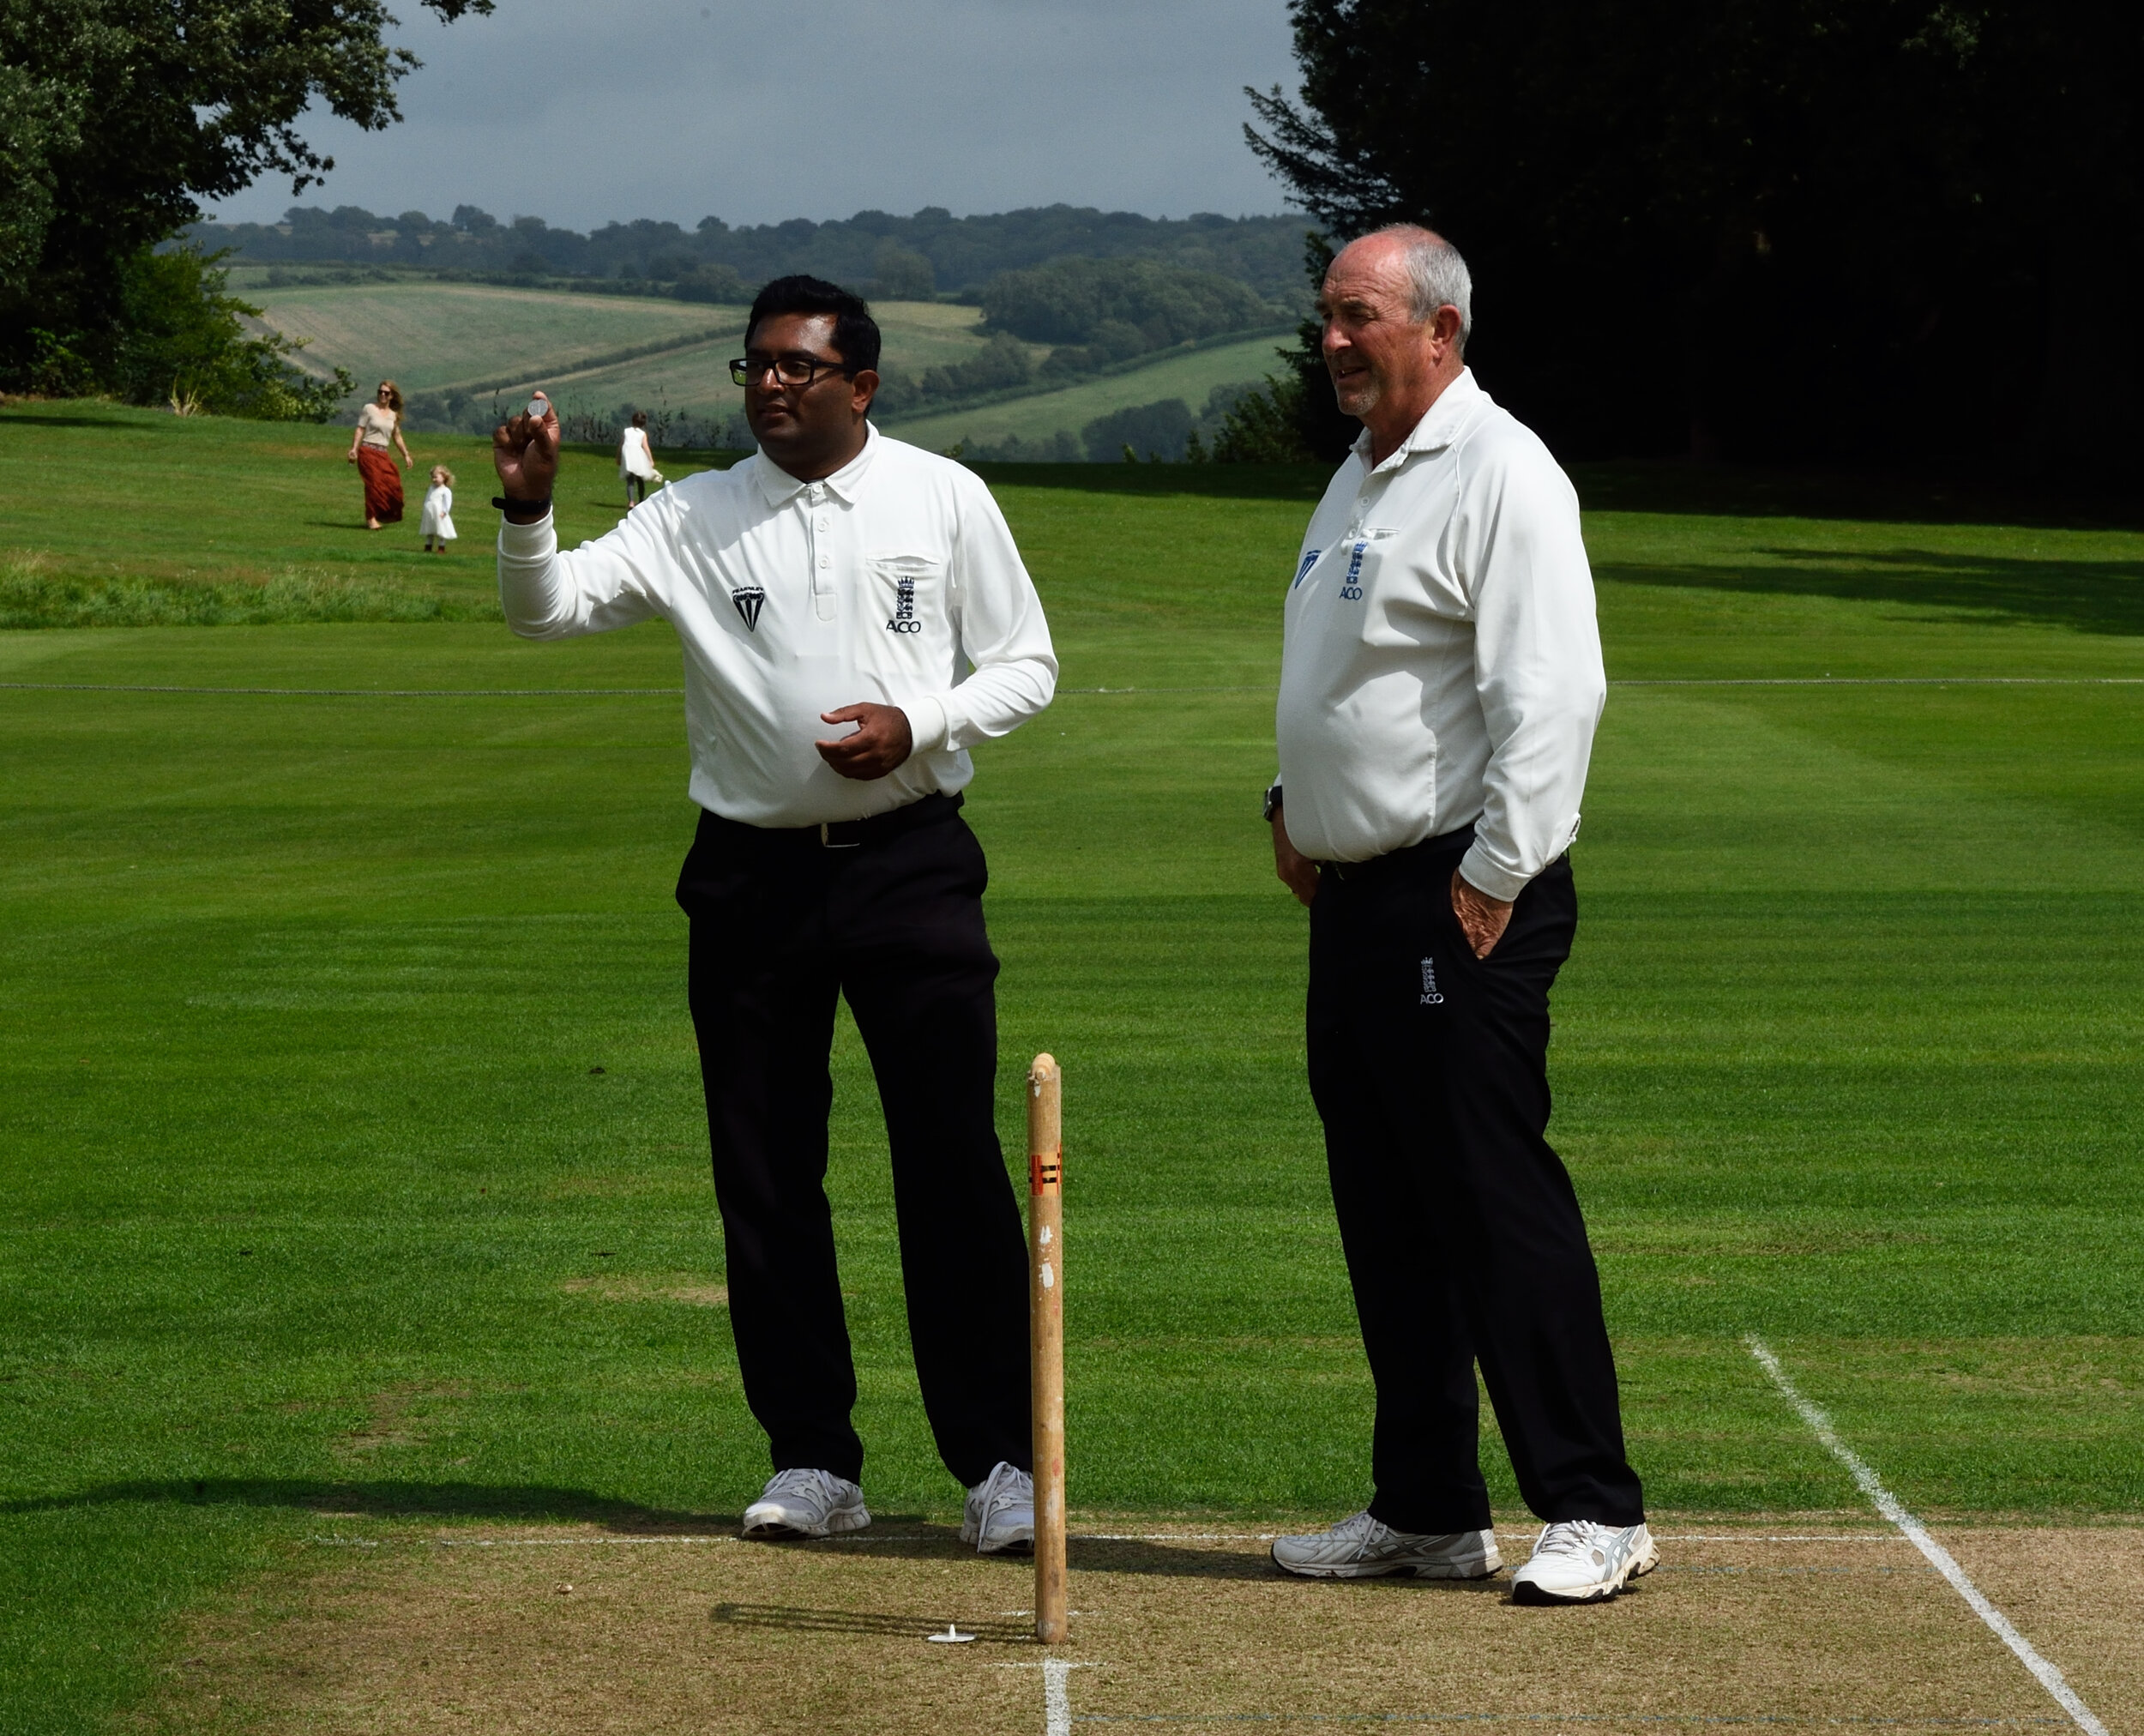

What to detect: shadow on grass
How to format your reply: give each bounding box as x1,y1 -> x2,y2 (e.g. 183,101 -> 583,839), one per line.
0,1477 -> 721,1529
1598,547 -> 2144,636
713,1602 -> 1036,1643
1574,461 -> 2144,530
1,1481 -> 1444,1584
0,409 -> 190,432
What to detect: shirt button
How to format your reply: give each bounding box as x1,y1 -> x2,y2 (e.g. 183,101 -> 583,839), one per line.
815,516 -> 828,531
818,554 -> 830,568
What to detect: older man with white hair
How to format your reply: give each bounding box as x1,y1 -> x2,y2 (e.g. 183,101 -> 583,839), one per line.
1263,226 -> 1654,1603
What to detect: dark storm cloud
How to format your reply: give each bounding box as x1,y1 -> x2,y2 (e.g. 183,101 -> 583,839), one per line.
208,0 -> 1302,229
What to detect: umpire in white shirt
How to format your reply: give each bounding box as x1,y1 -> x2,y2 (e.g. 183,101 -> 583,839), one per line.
1264,229 -> 1654,1603
490,276 -> 1056,1553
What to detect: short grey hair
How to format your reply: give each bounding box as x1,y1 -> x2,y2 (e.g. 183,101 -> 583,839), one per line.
1371,224 -> 1472,351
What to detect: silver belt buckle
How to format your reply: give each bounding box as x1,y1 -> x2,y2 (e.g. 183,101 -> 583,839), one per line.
819,821 -> 859,849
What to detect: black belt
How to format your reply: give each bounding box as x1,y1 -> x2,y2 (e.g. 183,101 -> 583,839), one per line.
698,791 -> 963,852
1323,821 -> 1477,883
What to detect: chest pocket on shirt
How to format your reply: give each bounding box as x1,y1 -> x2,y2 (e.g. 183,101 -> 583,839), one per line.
868,556 -> 945,638
1331,527 -> 1396,602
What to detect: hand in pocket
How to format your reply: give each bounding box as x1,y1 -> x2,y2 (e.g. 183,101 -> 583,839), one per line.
1450,870 -> 1513,959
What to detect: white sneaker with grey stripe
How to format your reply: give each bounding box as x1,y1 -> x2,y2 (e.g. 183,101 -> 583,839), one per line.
1509,1520 -> 1659,1603
1270,1510 -> 1502,1579
961,1461 -> 1035,1554
740,1468 -> 870,1540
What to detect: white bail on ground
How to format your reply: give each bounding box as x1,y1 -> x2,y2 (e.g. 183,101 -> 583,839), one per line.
1744,1335 -> 2110,1736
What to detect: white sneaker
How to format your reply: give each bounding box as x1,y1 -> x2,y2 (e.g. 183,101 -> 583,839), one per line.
960,1461 -> 1035,1554
1509,1520 -> 1658,1604
1271,1510 -> 1502,1580
740,1468 -> 870,1540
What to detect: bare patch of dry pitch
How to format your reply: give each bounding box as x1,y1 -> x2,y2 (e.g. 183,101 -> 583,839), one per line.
147,1518 -> 2139,1734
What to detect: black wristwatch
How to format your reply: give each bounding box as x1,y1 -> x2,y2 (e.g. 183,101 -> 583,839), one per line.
493,496 -> 552,517
1262,782 -> 1284,823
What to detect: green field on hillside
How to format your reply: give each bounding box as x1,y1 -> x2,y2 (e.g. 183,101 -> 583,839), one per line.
246,285 -> 1038,415
246,281 -> 741,395
533,303 -> 1052,428
879,332 -> 1288,449
240,278 -> 1275,445
2,400 -> 2141,1731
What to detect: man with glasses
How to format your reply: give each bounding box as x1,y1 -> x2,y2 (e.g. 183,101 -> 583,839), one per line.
490,275 -> 1057,1554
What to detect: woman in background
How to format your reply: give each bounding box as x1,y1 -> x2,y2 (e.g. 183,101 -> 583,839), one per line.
619,410 -> 657,509
348,380 -> 413,530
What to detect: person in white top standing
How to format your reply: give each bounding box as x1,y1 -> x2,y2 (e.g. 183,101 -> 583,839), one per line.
618,410 -> 657,509
419,466 -> 456,553
490,276 -> 1057,1555
1263,227 -> 1654,1604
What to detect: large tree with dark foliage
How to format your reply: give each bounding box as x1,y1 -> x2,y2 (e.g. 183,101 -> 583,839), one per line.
1,0 -> 491,395
1246,1 -> 2144,479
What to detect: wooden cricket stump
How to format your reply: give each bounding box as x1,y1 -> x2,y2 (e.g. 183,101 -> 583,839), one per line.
1027,1052 -> 1068,1646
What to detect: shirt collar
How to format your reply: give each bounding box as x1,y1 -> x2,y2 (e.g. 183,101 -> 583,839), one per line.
752,422 -> 881,507
1352,366 -> 1485,474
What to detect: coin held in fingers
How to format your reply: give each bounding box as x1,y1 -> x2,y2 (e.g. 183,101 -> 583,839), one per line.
526,397 -> 546,419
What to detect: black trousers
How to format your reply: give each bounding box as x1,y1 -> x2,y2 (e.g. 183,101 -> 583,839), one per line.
1307,827 -> 1644,1534
675,794 -> 1032,1489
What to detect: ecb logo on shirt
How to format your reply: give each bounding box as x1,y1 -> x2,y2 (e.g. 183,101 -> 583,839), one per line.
1340,539 -> 1370,602
886,573 -> 921,634
1419,956 -> 1445,1005
730,587 -> 766,631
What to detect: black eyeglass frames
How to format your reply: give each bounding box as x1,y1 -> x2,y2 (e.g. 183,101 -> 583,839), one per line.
729,353 -> 857,389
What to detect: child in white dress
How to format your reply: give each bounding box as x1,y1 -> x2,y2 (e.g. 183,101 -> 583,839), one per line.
420,467 -> 457,553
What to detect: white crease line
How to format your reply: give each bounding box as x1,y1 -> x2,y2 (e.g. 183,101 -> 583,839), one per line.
431,1534 -> 736,1547
0,682 -> 683,696
997,1661 -> 1097,1736
1615,677 -> 2144,686
1648,1534 -> 1910,1544
1064,1719 -> 2069,1729
317,1529 -> 1920,1552
1744,1335 -> 2109,1736
1498,1532 -> 1909,1545
1047,1657 -> 1074,1736
1077,1532 -> 1279,1542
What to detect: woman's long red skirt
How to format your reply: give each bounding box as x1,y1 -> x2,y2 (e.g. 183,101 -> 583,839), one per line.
358,446 -> 404,524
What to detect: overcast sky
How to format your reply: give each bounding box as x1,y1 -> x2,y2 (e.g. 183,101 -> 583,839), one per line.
206,0 -> 1304,232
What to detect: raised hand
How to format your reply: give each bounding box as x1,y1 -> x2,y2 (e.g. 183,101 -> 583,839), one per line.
493,392 -> 560,514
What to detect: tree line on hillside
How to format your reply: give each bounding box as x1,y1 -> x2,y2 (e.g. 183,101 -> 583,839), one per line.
1238,0 -> 2144,480
511,378 -> 1279,467
184,203 -> 1315,301
391,255 -> 1291,437
869,258 -> 1288,418
964,385 -> 1280,463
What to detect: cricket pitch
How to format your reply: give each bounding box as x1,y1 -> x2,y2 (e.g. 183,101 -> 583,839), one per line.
150,1516 -> 2142,1733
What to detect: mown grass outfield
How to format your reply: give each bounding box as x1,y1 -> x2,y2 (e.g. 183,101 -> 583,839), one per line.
2,401 -> 2141,1732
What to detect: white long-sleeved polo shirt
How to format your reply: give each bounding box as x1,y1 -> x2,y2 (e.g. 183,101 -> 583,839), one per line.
498,425 -> 1057,828
1274,368 -> 1606,902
